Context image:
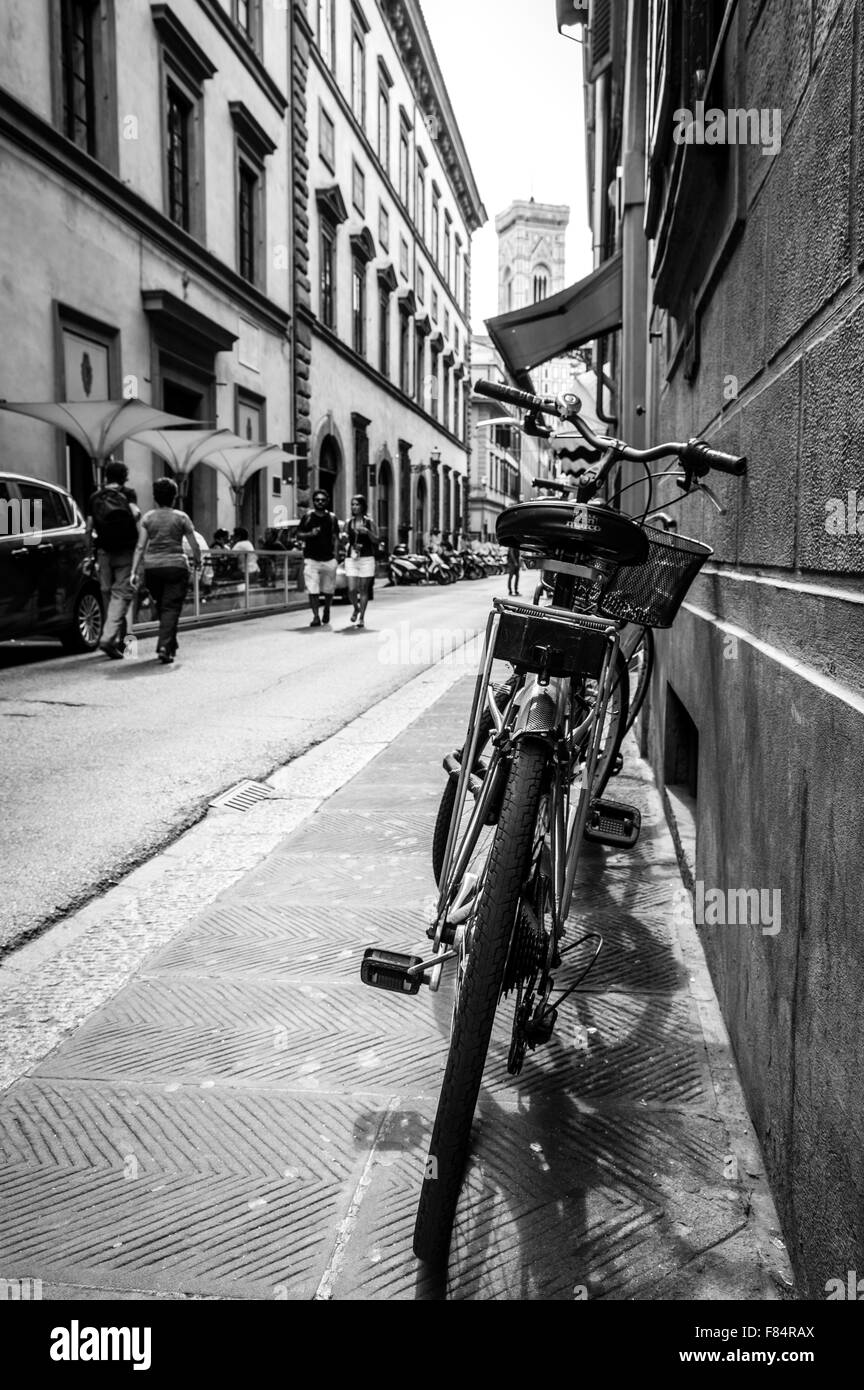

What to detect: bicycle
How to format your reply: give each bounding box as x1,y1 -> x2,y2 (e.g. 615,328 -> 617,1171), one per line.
360,380 -> 747,1269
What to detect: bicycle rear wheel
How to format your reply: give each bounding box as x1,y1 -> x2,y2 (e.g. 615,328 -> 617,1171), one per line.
414,738 -> 548,1267
624,627 -> 653,733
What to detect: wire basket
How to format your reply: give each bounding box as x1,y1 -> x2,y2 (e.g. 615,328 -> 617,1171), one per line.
596,526 -> 713,629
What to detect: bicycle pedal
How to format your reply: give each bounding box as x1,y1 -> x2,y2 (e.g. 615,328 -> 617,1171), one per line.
360,948 -> 425,995
584,798 -> 641,849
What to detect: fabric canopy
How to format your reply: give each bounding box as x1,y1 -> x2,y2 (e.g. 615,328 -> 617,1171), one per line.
130,427 -> 248,476
0,398 -> 202,463
485,253 -> 623,388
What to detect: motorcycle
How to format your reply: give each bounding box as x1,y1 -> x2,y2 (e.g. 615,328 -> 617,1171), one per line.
389,544 -> 424,585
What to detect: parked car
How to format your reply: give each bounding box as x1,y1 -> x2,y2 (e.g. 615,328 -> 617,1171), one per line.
0,471 -> 103,651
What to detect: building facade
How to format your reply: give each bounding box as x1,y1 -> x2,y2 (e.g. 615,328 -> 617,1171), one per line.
290,0 -> 485,549
0,0 -> 294,540
573,0 -> 864,1295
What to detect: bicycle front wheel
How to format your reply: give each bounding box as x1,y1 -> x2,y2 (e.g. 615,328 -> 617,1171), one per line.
414,738 -> 548,1267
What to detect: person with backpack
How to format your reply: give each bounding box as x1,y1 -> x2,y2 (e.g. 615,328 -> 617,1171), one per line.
297,488 -> 338,626
85,459 -> 143,659
130,476 -> 201,664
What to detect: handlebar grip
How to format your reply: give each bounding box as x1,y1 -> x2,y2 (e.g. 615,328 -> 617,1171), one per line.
533,477 -> 573,493
475,379 -> 548,412
683,440 -> 748,476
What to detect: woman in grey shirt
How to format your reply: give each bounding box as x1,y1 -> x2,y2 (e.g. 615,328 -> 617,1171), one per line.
131,477 -> 200,664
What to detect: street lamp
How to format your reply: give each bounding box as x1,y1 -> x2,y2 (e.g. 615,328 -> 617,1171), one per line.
430,448 -> 441,467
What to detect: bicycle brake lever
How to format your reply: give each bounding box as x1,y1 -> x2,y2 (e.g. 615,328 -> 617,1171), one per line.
696,480 -> 727,516
523,410 -> 552,439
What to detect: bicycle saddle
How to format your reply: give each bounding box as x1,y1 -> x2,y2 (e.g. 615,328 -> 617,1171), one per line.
496,502 -> 650,567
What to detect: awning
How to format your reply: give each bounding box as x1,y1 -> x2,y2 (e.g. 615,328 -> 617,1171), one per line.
485,252 -> 622,389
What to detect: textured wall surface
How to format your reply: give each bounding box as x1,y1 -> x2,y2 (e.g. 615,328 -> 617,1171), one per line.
648,0 -> 864,1295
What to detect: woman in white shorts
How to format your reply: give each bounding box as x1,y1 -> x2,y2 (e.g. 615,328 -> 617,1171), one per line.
344,494 -> 378,628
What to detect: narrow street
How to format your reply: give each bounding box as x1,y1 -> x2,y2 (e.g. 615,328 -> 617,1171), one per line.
0,579 -> 499,954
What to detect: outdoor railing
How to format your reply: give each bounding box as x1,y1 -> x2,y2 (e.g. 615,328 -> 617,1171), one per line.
132,548 -> 304,630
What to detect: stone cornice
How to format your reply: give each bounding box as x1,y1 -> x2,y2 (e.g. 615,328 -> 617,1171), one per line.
377,0 -> 487,233
151,4 -> 217,89
0,87 -> 290,338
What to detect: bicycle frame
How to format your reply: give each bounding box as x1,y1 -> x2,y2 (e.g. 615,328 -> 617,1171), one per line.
428,600 -> 621,991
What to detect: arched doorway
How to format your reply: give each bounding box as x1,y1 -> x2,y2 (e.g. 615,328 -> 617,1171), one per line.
415,475 -> 428,548
317,434 -> 342,511
377,459 -> 394,554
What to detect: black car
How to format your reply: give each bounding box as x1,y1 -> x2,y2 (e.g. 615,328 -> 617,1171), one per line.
0,472 -> 103,651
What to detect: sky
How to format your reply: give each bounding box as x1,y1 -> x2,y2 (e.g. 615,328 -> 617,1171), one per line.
419,0 -> 594,334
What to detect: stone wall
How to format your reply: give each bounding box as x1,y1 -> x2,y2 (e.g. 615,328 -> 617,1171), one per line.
647,0 -> 864,1295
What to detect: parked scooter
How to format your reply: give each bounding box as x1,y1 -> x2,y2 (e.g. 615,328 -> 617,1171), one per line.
424,548 -> 456,584
389,544 -> 425,585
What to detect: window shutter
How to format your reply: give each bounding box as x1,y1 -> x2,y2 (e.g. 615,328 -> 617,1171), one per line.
587,0 -> 612,80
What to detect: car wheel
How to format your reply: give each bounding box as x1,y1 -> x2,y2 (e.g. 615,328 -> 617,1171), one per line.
61,586 -> 103,653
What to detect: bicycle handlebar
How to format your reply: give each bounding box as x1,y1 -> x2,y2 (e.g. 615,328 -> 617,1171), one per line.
474,378 -> 747,478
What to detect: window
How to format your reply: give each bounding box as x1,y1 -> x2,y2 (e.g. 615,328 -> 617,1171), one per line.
377,82 -> 390,173
444,308 -> 450,338
352,258 -> 367,356
319,105 -> 335,169
378,202 -> 389,250
398,114 -> 410,207
232,0 -> 260,51
55,0 -> 117,167
352,160 -> 365,214
399,309 -> 410,394
316,0 -> 334,69
231,102 -> 275,289
351,24 -> 366,126
454,233 -> 462,304
379,285 -> 390,376
429,345 -> 440,420
431,288 -> 438,321
166,82 -> 192,229
320,222 -> 336,328
416,265 -> 425,304
416,153 -> 426,240
399,235 -> 408,280
154,9 -> 214,239
430,184 -> 440,263
533,268 -> 548,301
238,162 -> 258,282
415,326 -> 424,405
443,214 -> 452,286
60,0 -> 96,151
454,325 -> 459,354
443,368 -> 450,432
17,483 -> 72,532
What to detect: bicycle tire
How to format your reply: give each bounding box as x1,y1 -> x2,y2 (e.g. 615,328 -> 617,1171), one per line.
431,677 -> 518,887
586,648 -> 629,798
414,738 -> 548,1266
624,627 -> 654,733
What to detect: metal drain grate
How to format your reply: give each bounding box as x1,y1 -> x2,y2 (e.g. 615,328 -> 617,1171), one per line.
210,779 -> 274,812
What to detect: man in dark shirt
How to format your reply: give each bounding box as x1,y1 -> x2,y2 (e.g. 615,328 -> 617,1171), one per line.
85,459 -> 143,658
297,489 -> 339,626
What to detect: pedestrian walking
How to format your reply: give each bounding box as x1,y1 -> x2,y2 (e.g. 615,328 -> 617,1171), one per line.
506,544 -> 521,595
297,488 -> 338,626
130,476 -> 200,664
85,459 -> 142,659
344,494 -> 378,629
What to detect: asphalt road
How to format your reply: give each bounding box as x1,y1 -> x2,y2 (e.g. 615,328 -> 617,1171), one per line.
0,577 -> 503,953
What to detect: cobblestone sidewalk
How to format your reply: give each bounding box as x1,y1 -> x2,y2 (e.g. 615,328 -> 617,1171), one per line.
0,674 -> 793,1300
